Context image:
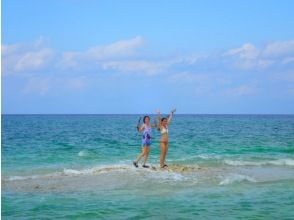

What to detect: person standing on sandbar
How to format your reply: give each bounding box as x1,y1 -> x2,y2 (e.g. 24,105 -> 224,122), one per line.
156,108 -> 176,168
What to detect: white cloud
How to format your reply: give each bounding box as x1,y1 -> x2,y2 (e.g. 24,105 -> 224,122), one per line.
223,43 -> 268,70
222,41 -> 294,70
2,44 -> 21,56
102,60 -> 169,75
58,36 -> 144,69
3,36 -> 145,74
3,37 -> 294,80
4,37 -> 294,101
85,36 -> 144,59
2,38 -> 54,74
225,43 -> 259,60
172,54 -> 207,65
100,54 -> 208,75
57,52 -> 80,69
14,48 -> 54,72
262,40 -> 294,58
224,40 -> 294,61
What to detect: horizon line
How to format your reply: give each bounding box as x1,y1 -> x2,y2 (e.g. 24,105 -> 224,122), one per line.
2,113 -> 294,115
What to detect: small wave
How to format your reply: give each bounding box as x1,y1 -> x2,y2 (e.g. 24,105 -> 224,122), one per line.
224,160 -> 262,166
270,159 -> 294,166
8,176 -> 28,181
224,159 -> 294,167
78,150 -> 88,157
63,169 -> 84,175
173,154 -> 221,162
78,150 -> 94,157
5,165 -> 130,182
63,164 -> 131,176
147,170 -> 187,181
7,175 -> 39,181
197,154 -> 221,159
219,174 -> 257,185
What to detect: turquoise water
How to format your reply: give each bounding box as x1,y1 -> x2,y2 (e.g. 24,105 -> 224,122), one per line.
2,114 -> 294,219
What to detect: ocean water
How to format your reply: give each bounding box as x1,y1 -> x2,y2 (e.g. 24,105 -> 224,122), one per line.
2,114 -> 294,219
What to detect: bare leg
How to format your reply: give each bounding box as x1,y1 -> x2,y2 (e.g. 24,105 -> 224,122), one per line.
143,146 -> 150,165
162,142 -> 168,165
160,142 -> 166,168
135,147 -> 145,163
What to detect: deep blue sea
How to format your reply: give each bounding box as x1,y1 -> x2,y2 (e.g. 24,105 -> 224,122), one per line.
2,114 -> 294,219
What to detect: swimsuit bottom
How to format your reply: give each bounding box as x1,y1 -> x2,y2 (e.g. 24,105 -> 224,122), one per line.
142,140 -> 151,146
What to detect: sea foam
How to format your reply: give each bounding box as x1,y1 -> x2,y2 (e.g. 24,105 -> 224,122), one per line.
219,174 -> 257,185
224,159 -> 294,167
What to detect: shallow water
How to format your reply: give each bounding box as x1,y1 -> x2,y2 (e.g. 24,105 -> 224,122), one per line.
2,114 -> 294,219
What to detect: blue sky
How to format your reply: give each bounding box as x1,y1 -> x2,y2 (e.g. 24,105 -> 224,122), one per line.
2,0 -> 294,114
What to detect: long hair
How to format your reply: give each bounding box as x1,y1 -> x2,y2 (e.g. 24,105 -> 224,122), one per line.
158,117 -> 167,130
161,117 -> 167,123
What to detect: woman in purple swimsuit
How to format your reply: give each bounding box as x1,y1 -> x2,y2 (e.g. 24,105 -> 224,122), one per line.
133,115 -> 157,168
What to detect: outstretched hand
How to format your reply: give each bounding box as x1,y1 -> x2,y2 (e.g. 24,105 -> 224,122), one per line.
136,117 -> 142,131
171,108 -> 176,114
156,109 -> 161,114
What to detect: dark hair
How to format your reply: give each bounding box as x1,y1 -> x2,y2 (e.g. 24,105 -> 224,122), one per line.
143,116 -> 150,123
161,117 -> 167,122
158,117 -> 168,131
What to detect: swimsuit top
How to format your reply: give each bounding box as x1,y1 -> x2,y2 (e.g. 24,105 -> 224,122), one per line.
160,126 -> 168,135
142,124 -> 152,141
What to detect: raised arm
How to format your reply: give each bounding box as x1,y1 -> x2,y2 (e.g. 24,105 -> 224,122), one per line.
167,108 -> 176,124
151,109 -> 161,128
136,117 -> 145,132
136,117 -> 141,131
155,109 -> 162,129
151,117 -> 158,128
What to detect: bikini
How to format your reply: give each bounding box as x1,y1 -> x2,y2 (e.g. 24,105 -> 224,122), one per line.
160,126 -> 168,143
160,126 -> 168,135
